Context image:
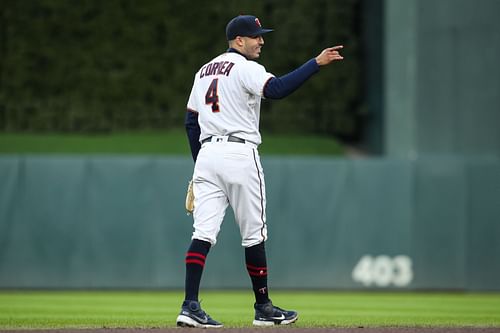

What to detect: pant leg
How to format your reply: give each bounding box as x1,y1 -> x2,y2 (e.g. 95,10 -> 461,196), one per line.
192,145 -> 228,246
223,146 -> 268,248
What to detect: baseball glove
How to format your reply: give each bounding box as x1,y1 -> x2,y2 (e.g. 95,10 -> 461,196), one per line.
185,179 -> 194,215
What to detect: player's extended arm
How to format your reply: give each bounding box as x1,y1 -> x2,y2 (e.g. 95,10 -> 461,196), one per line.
185,109 -> 201,162
315,45 -> 344,65
264,45 -> 343,100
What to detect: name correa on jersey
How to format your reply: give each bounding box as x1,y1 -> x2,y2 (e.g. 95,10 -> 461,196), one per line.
199,61 -> 235,78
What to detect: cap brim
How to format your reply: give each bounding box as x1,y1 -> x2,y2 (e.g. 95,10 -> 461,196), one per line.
257,28 -> 273,36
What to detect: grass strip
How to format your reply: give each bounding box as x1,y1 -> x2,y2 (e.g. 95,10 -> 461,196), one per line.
1,291 -> 499,329
0,131 -> 344,156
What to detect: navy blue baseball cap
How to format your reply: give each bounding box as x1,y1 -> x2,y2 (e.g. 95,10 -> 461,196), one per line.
226,15 -> 273,40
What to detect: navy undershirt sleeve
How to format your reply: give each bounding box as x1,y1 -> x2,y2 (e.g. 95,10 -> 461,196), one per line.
185,110 -> 201,162
263,58 -> 320,99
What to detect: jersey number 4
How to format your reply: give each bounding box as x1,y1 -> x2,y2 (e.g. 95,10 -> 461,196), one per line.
205,78 -> 220,113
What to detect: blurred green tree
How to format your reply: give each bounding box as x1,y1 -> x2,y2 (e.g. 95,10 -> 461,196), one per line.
0,0 -> 362,139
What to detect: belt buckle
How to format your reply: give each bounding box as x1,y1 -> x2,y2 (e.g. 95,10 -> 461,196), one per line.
203,136 -> 225,144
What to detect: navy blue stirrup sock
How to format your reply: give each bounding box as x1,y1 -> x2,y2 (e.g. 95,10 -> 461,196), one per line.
184,239 -> 211,301
245,242 -> 270,304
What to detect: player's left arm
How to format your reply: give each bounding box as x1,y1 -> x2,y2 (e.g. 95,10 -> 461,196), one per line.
264,45 -> 344,100
185,109 -> 201,162
263,60 -> 318,99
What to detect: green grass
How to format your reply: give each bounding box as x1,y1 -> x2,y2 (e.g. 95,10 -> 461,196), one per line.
1,290 -> 499,329
0,130 -> 344,156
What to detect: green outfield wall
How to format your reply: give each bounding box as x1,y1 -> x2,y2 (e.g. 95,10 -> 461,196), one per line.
383,0 -> 500,157
1,156 -> 499,290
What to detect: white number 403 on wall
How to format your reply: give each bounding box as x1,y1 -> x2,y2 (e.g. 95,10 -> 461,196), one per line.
351,255 -> 413,287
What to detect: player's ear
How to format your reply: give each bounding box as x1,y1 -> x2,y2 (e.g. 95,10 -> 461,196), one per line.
235,36 -> 245,47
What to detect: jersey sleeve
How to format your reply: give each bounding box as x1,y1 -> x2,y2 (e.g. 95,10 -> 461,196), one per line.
185,73 -> 201,162
186,73 -> 199,111
263,58 -> 319,99
239,61 -> 274,97
185,110 -> 201,162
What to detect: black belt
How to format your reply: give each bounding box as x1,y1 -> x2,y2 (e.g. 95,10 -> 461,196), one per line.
202,136 -> 245,144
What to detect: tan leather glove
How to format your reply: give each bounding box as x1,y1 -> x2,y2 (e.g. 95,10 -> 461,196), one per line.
185,180 -> 194,215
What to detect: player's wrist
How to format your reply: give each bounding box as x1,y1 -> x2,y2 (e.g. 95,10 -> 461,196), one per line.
315,55 -> 328,66
315,56 -> 322,66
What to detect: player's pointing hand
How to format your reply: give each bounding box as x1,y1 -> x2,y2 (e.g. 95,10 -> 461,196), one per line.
315,45 -> 344,66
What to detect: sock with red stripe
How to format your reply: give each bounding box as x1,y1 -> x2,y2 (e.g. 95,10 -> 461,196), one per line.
184,239 -> 211,302
245,242 -> 270,304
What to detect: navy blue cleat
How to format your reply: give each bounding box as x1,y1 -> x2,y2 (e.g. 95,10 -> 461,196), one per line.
176,300 -> 223,328
253,301 -> 298,326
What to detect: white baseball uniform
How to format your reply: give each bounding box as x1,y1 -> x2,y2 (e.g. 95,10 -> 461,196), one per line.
187,51 -> 274,247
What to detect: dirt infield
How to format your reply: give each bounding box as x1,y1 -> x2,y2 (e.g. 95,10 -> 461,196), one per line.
2,328 -> 500,333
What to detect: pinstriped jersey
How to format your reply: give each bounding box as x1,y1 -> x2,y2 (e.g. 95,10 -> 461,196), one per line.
187,51 -> 274,145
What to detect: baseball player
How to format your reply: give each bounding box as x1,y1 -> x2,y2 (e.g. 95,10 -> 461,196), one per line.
177,14 -> 343,328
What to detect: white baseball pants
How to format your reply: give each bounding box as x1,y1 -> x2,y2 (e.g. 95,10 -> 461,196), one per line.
191,137 -> 267,247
